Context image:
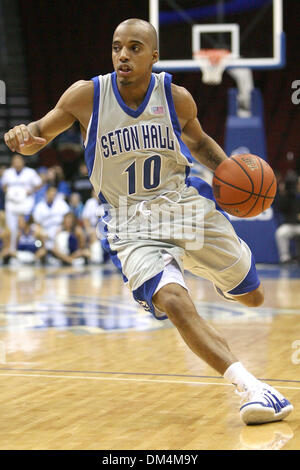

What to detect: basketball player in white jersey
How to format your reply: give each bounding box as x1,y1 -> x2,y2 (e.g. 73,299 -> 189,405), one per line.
4,18 -> 293,425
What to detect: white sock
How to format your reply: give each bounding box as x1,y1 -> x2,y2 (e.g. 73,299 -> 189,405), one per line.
223,362 -> 260,392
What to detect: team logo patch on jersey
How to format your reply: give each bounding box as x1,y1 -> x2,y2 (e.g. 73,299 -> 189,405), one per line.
151,106 -> 165,115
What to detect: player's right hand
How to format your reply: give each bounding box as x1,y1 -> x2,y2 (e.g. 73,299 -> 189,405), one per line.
4,124 -> 47,153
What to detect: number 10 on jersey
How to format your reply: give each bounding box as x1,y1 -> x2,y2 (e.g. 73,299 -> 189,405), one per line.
124,155 -> 161,195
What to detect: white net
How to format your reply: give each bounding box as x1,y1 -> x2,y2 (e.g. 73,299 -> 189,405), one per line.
193,49 -> 230,85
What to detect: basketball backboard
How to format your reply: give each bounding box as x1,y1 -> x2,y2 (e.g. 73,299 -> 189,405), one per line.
149,0 -> 285,73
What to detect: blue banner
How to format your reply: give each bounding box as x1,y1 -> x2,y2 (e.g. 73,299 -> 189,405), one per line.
229,209 -> 279,263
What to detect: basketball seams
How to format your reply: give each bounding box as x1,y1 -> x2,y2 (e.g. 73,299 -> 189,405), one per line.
212,154 -> 276,218
213,174 -> 274,200
262,175 -> 276,211
216,196 -> 258,207
242,156 -> 264,217
230,155 -> 255,193
213,175 -> 253,204
256,155 -> 264,198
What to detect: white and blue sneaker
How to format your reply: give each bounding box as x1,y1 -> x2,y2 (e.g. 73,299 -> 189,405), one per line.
238,383 -> 294,425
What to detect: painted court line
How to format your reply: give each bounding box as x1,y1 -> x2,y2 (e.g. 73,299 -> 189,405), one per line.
1,367 -> 299,384
0,372 -> 232,387
0,372 -> 299,391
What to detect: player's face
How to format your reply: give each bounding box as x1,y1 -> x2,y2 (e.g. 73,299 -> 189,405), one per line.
46,187 -> 57,204
64,213 -> 75,230
112,24 -> 158,86
12,155 -> 24,172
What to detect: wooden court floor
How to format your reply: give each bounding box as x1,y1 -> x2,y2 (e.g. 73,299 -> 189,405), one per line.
0,262 -> 299,450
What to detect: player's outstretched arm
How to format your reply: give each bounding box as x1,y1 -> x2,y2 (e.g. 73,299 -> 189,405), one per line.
172,84 -> 228,171
4,80 -> 93,156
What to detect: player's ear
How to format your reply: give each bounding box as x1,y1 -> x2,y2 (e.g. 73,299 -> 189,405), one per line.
152,50 -> 159,65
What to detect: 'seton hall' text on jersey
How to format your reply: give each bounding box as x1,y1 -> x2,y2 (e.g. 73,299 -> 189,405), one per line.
100,123 -> 175,158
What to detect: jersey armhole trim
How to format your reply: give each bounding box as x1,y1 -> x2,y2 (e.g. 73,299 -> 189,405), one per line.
163,73 -> 194,167
84,76 -> 101,177
84,113 -> 92,148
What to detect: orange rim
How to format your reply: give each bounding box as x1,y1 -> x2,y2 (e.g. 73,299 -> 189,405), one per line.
193,49 -> 230,65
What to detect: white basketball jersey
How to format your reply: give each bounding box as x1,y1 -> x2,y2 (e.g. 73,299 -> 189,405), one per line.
84,72 -> 194,207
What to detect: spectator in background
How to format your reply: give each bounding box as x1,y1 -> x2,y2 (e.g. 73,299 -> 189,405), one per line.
0,165 -> 8,211
46,166 -> 71,200
82,190 -> 100,230
55,122 -> 82,153
53,165 -> 71,199
275,175 -> 300,264
15,214 -> 47,265
0,210 -> 12,264
71,161 -> 92,204
52,212 -> 89,266
1,154 -> 42,250
54,124 -> 83,180
34,167 -> 49,206
33,185 -> 70,252
69,192 -> 84,219
82,190 -> 105,264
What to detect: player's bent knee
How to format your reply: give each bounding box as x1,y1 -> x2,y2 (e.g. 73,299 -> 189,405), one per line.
247,292 -> 264,307
153,283 -> 189,320
236,285 -> 264,307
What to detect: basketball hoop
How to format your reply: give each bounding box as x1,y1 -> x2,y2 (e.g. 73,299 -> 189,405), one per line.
193,49 -> 231,85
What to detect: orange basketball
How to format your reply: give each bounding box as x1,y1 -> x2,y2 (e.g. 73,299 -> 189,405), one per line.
212,154 -> 277,218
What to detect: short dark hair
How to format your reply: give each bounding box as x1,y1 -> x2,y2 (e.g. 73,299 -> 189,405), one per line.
46,184 -> 57,192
